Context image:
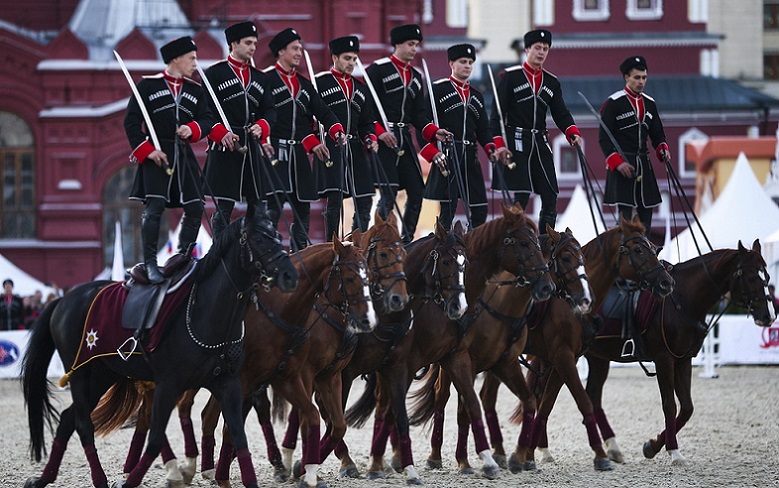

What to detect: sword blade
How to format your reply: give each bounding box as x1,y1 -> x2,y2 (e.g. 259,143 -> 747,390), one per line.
114,50 -> 161,151
355,56 -> 390,131
303,50 -> 327,144
578,91 -> 630,164
196,64 -> 232,133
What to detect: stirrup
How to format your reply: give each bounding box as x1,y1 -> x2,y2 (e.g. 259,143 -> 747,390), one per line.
117,336 -> 139,361
620,339 -> 635,358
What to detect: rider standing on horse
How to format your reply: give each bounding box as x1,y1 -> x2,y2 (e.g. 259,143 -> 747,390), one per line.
202,21 -> 276,237
313,36 -> 379,240
263,28 -> 345,251
421,44 -> 510,230
491,29 -> 582,234
365,24 -> 451,244
124,37 -> 214,284
600,55 -> 671,235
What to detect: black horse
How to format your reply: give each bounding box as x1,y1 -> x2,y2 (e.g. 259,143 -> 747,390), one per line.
22,215 -> 298,488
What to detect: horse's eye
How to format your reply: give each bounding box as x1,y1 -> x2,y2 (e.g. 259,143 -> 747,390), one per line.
562,256 -> 571,264
442,259 -> 452,266
379,251 -> 388,259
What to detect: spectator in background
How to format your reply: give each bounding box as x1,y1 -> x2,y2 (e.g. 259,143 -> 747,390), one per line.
769,284 -> 779,314
0,279 -> 25,330
24,289 -> 44,329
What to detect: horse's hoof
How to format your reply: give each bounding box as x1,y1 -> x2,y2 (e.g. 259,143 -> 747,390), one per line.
339,464 -> 360,478
607,449 -> 624,463
482,464 -> 500,480
493,453 -> 508,469
406,476 -> 424,485
508,455 -> 523,474
642,441 -> 657,459
200,468 -> 215,480
671,458 -> 689,467
292,460 -> 303,479
296,480 -> 328,488
216,481 -> 231,488
24,478 -> 45,488
594,458 -> 613,471
425,458 -> 442,469
458,467 -> 475,475
274,464 -> 290,483
111,481 -> 127,488
366,470 -> 387,480
166,481 -> 185,488
391,456 -> 403,473
523,460 -> 537,471
180,458 -> 196,485
537,448 -> 555,464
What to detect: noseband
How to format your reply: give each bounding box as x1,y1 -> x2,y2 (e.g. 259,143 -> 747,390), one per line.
366,236 -> 407,298
419,236 -> 466,307
497,224 -> 549,288
729,260 -> 771,315
617,234 -> 666,290
548,234 -> 588,301
319,251 -> 372,329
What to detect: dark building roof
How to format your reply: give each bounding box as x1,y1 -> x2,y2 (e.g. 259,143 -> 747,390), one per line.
561,75 -> 779,114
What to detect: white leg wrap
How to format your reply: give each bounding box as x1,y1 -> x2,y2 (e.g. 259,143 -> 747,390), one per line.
478,449 -> 498,468
303,463 -> 319,487
669,449 -> 686,465
537,447 -> 555,463
281,446 -> 294,471
164,459 -> 183,481
404,464 -> 419,480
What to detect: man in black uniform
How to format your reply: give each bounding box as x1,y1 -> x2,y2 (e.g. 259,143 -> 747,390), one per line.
124,36 -> 214,283
421,44 -> 509,230
203,21 -> 276,237
263,28 -> 344,250
314,36 -> 379,240
600,55 -> 670,234
491,29 -> 581,234
365,23 -> 450,244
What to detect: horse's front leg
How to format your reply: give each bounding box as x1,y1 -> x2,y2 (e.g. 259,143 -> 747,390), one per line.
646,357 -> 693,465
211,378 -> 259,488
25,405 -> 77,488
252,389 -> 288,482
426,367 -> 451,470
479,371 -> 507,468
585,355 -> 623,463
333,374 -> 360,479
643,356 -> 685,465
73,373 -> 119,488
383,367 -> 422,484
176,388 -> 200,484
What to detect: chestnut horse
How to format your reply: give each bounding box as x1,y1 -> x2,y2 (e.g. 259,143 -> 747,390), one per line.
408,226 -> 592,475
577,240 -> 775,466
343,205 -> 555,481
22,216 -> 298,488
474,217 -> 676,472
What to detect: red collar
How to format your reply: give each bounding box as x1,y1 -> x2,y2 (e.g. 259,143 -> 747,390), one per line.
331,68 -> 351,82
624,86 -> 643,99
227,55 -> 249,70
390,54 -> 412,71
523,62 -> 542,77
163,70 -> 182,85
275,62 -> 296,77
449,76 -> 469,90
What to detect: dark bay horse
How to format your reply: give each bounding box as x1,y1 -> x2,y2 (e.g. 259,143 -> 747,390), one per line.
409,226 -> 592,475
578,240 -> 775,466
476,217 -> 676,472
343,205 -> 555,481
22,216 -> 298,488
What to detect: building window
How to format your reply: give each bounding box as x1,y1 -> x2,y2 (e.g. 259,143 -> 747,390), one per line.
688,0 -> 708,23
765,54 -> 779,80
103,166 -> 149,267
533,0 -> 554,26
573,0 -> 610,21
678,127 -> 708,178
446,0 -> 467,27
626,0 -> 663,20
766,2 -> 779,30
553,134 -> 581,180
0,111 -> 35,239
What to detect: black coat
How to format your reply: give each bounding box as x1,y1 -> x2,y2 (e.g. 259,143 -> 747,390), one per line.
263,66 -> 341,202
490,64 -> 576,194
202,61 -> 276,201
313,71 -> 376,197
424,78 -> 492,206
124,74 -> 214,206
599,89 -> 667,207
0,294 -> 24,330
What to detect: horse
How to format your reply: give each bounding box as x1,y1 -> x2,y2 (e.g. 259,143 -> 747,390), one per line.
22,215 -> 298,488
576,240 -> 775,466
475,216 -> 676,472
342,204 -> 556,481
408,226 -> 592,475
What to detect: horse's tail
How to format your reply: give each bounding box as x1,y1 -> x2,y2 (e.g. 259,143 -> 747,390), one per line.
91,378 -> 146,437
508,401 -> 524,425
345,373 -> 378,428
21,298 -> 62,462
407,363 -> 440,426
269,386 -> 289,423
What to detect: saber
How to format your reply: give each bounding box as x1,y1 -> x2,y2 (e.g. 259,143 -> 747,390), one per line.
195,64 -> 247,154
303,49 -> 333,168
577,91 -> 632,170
487,65 -> 515,170
114,50 -> 173,175
421,59 -> 448,177
355,56 -> 404,157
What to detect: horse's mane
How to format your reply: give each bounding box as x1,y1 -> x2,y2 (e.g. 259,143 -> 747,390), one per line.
466,208 -> 535,256
404,233 -> 437,275
193,218 -> 243,279
582,219 -> 644,261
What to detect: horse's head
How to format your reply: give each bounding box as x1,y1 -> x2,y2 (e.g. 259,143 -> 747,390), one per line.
418,220 -> 468,320
359,212 -> 409,313
615,216 -> 674,297
542,226 -> 592,313
728,240 -> 776,327
326,237 -> 377,333
243,215 -> 298,292
493,205 -> 555,301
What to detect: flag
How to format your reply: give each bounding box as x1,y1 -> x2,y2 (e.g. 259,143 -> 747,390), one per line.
111,220 -> 126,281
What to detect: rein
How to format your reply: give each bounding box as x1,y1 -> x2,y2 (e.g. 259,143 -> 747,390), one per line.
366,235 -> 407,301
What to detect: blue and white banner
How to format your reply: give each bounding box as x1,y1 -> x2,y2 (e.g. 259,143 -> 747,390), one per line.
0,330 -> 64,379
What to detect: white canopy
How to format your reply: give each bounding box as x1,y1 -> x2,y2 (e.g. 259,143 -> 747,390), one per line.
556,184 -> 605,245
0,253 -> 58,297
660,152 -> 779,263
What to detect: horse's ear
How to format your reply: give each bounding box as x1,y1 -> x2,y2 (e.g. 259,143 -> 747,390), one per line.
351,229 -> 362,248
434,218 -> 447,240
502,204 -> 520,219
453,220 -> 465,236
546,224 -> 559,238
333,236 -> 345,255
565,227 -> 574,236
752,239 -> 761,254
384,210 -> 399,229
374,211 -> 385,225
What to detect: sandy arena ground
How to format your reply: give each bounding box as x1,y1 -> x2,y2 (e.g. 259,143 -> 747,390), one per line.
1,365 -> 778,487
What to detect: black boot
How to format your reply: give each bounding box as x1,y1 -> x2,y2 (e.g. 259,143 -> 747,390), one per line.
177,215 -> 201,257
211,200 -> 233,239
290,209 -> 310,251
141,207 -> 165,284
538,207 -> 558,235
324,194 -> 341,242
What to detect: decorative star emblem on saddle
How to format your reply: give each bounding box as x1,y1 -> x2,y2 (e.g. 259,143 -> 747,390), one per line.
85,329 -> 99,350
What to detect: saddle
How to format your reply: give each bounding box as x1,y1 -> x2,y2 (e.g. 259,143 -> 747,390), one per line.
600,281 -> 642,358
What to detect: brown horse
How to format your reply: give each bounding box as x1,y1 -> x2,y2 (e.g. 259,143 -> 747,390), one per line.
408,226 -> 591,475
575,240 -> 775,466
475,216 -> 676,472
343,205 -> 556,481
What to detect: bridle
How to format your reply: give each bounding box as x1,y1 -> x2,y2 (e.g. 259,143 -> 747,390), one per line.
315,248 -> 373,330
727,259 -> 771,316
366,235 -> 407,299
418,233 -> 467,307
547,233 -> 588,303
617,233 -> 667,291
495,223 -> 549,288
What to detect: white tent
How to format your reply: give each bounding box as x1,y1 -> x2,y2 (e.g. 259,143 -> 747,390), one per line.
157,223 -> 213,264
555,184 -> 605,245
0,253 -> 58,297
660,152 -> 779,263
